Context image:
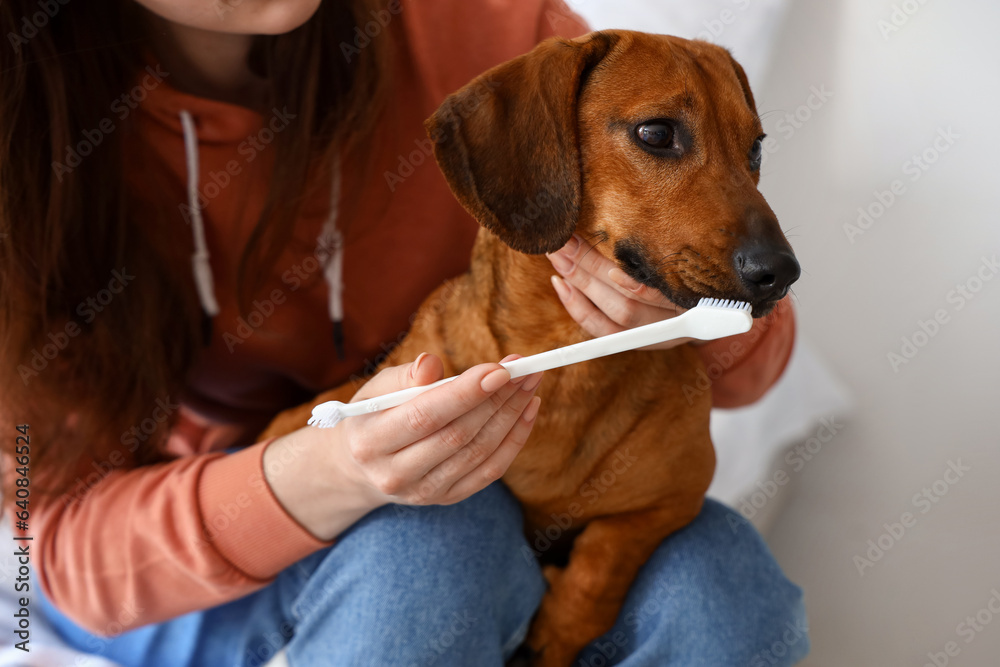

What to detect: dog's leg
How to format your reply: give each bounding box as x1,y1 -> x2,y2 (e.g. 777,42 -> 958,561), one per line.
526,505 -> 703,667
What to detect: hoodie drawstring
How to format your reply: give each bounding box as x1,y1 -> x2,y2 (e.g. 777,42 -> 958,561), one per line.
179,111 -> 345,357
179,110 -> 219,346
319,153 -> 346,360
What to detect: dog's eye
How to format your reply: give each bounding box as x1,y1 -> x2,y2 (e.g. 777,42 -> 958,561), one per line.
749,136 -> 765,171
636,122 -> 675,149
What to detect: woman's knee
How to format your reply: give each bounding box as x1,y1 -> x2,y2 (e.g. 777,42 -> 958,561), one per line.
581,499 -> 808,666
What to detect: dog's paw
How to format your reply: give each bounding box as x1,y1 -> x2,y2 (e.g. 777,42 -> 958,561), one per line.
526,607 -> 578,667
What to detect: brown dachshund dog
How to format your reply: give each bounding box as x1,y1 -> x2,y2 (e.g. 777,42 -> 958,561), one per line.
262,30 -> 799,666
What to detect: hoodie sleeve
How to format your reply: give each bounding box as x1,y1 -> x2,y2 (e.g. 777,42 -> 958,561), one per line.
32,439 -> 330,634
695,297 -> 796,408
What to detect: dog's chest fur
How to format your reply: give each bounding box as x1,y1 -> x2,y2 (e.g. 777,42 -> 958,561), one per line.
400,231 -> 717,525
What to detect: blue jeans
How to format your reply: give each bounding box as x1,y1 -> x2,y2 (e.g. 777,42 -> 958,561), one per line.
39,483 -> 808,666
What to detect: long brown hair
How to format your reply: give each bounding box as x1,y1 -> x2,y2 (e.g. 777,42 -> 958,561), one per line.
0,0 -> 390,495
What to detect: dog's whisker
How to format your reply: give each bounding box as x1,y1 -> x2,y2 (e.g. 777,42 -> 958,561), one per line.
579,237 -> 609,263
581,230 -> 608,244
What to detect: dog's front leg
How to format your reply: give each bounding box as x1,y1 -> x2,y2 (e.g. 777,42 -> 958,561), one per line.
526,506 -> 702,667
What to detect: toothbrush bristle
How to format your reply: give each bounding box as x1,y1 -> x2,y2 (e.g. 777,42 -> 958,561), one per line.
308,403 -> 344,429
696,297 -> 752,312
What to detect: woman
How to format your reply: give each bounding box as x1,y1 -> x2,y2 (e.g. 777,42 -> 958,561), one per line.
0,0 -> 807,664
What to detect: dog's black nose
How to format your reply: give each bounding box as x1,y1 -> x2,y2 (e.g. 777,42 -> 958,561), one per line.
734,244 -> 800,301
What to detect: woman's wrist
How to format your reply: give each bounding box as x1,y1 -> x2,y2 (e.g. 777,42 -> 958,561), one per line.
263,425 -> 384,541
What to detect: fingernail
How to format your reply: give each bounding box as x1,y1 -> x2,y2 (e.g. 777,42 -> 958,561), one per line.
522,372 -> 543,392
522,396 -> 541,423
609,267 -> 643,293
550,275 -> 571,300
409,352 -> 428,379
501,354 -> 526,384
547,251 -> 573,275
481,367 -> 511,393
564,235 -> 581,253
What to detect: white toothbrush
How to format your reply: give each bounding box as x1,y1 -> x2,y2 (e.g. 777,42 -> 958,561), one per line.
308,298 -> 753,428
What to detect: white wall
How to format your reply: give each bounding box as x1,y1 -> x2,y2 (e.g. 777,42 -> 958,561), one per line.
579,1 -> 1000,664
759,1 -> 1000,665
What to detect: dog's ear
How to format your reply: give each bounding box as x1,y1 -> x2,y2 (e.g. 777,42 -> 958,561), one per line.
726,51 -> 758,113
425,33 -> 618,254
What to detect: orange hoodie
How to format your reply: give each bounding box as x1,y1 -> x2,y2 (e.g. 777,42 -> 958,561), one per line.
33,0 -> 794,633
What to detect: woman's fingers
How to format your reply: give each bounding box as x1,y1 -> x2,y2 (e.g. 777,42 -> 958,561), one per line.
546,235 -> 684,321
351,361 -> 505,455
607,266 -> 682,309
392,372 -> 530,477
442,394 -> 542,503
340,354 -> 542,504
408,371 -> 543,498
350,352 -> 444,402
550,275 -> 625,338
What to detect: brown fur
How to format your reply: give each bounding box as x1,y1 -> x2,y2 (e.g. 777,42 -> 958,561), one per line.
261,30 -> 797,666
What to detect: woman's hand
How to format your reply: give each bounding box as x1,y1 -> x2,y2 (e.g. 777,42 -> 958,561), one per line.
546,234 -> 694,350
264,354 -> 542,541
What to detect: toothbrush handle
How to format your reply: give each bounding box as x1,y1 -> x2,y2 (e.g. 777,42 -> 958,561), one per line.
339,315 -> 694,418
499,315 -> 692,378
337,376 -> 457,418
